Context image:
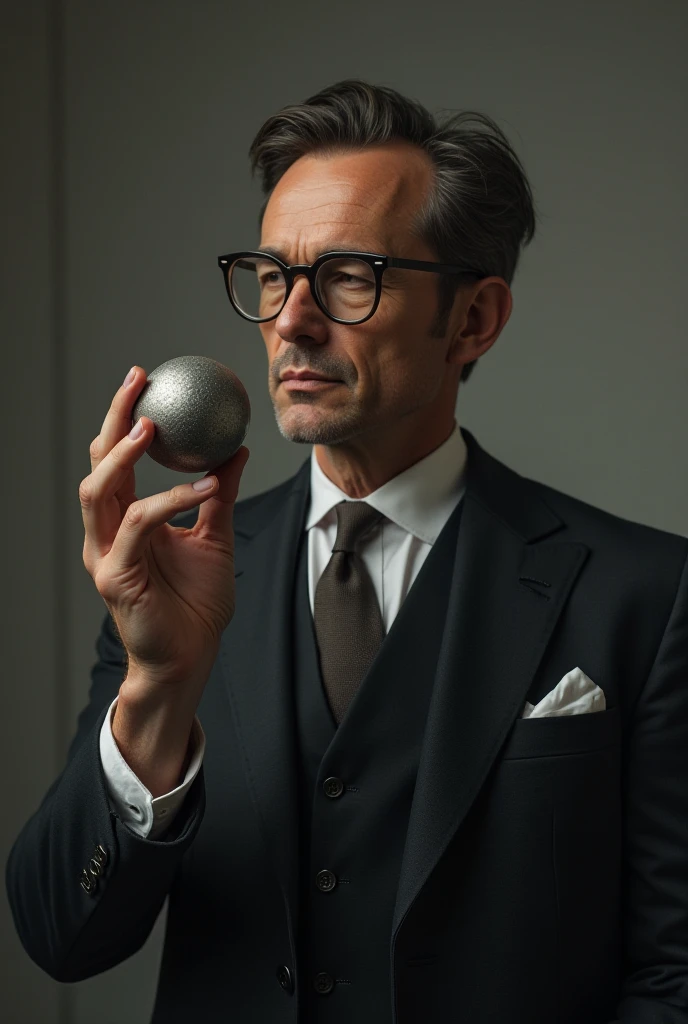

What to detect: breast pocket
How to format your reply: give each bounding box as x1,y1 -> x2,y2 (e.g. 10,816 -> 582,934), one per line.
499,705 -> 620,760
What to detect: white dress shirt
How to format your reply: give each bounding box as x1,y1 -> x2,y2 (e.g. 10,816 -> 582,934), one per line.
100,420 -> 468,840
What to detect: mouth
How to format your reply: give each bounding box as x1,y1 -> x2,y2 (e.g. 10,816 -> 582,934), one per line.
282,378 -> 342,391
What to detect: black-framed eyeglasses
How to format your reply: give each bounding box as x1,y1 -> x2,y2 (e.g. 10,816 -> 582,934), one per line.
217,250 -> 487,325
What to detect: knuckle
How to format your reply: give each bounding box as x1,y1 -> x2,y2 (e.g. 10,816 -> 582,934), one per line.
109,441 -> 127,466
78,478 -> 94,506
123,501 -> 144,527
93,570 -> 114,602
81,541 -> 92,574
89,436 -> 100,460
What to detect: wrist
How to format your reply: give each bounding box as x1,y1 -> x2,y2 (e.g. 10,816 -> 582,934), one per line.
113,680 -> 200,798
119,664 -> 208,707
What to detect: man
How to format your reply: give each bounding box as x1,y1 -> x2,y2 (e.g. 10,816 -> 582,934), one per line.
6,79 -> 688,1023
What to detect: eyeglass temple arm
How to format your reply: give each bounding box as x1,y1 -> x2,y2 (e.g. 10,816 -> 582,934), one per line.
387,256 -> 484,276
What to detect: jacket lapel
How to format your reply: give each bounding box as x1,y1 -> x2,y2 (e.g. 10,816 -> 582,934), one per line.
390,430 -> 590,938
218,428 -> 590,949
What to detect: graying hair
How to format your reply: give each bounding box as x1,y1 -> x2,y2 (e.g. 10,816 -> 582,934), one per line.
248,78 -> 537,383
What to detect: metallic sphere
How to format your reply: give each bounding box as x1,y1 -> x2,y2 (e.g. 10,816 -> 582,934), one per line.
131,355 -> 251,473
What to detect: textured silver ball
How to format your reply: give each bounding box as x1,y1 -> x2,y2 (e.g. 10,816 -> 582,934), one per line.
131,355 -> 251,473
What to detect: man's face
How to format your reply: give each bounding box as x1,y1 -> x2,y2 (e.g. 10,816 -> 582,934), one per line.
258,141 -> 469,454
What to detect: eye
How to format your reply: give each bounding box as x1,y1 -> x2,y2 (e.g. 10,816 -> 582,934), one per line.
337,272 -> 365,284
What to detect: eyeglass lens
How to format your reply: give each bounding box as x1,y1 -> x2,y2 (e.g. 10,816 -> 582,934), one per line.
229,256 -> 376,322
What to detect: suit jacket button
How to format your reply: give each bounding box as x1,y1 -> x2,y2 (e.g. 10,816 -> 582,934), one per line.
93,844 -> 108,867
276,965 -> 293,994
323,776 -> 344,798
79,868 -> 96,895
314,972 -> 334,995
88,857 -> 103,879
316,869 -> 337,891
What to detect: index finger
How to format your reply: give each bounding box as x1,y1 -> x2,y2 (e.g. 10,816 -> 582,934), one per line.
89,366 -> 147,472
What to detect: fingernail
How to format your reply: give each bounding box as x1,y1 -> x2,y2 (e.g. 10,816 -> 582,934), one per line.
192,476 -> 215,491
124,366 -> 136,388
129,418 -> 143,440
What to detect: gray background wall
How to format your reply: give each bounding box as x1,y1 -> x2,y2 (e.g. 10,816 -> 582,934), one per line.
2,1 -> 686,1021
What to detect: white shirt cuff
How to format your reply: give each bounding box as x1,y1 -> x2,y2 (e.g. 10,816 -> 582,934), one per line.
99,694 -> 205,840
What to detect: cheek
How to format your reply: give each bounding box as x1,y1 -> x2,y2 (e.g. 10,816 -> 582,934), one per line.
362,343 -> 421,404
388,284 -> 437,334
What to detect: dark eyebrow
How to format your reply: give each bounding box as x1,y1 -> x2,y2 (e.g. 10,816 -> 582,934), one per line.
258,243 -> 382,263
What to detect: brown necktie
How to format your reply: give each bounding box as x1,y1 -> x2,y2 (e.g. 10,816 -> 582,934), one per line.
313,500 -> 386,725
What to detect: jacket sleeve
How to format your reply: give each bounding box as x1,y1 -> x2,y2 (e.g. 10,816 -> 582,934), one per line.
4,608 -> 206,983
99,694 -> 206,841
612,547 -> 688,1023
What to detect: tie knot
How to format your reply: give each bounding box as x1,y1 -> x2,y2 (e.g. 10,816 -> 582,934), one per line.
332,500 -> 384,554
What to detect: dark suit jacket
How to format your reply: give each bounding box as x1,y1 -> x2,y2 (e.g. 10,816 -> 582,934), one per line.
6,427 -> 688,1022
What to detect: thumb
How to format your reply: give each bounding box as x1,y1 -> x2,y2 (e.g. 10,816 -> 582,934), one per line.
193,446 -> 250,537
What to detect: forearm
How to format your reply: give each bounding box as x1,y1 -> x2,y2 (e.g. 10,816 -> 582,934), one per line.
113,672 -> 202,798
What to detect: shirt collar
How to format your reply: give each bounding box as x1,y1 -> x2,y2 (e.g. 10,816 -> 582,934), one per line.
305,419 -> 468,546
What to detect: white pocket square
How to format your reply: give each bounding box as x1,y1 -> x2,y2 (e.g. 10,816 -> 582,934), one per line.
520,666 -> 606,719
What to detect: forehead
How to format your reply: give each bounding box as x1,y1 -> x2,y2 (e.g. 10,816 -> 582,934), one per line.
260,142 -> 434,256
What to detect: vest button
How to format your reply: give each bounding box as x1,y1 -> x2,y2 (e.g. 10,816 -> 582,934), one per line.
315,869 -> 337,891
276,965 -> 294,994
323,776 -> 344,798
314,971 -> 335,994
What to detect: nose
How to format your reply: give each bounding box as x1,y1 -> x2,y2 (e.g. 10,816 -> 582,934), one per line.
274,271 -> 325,331
289,271 -> 312,298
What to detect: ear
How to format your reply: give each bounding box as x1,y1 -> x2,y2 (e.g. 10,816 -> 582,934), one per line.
452,277 -> 512,364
